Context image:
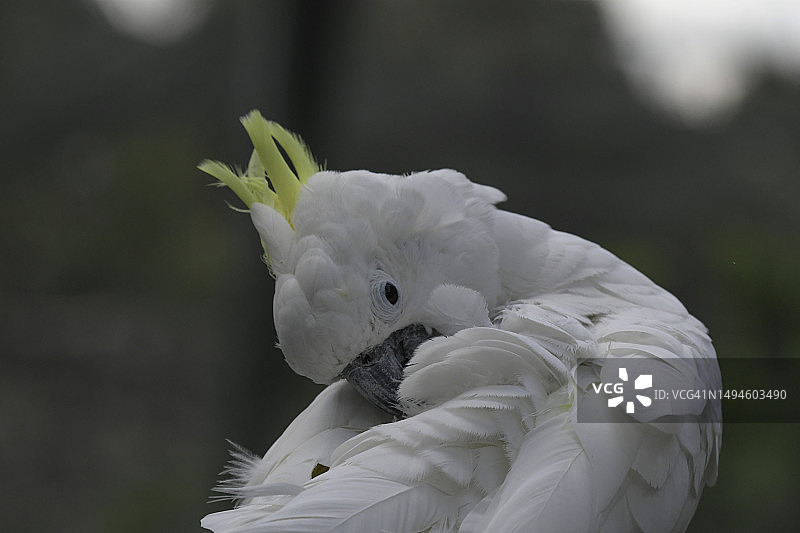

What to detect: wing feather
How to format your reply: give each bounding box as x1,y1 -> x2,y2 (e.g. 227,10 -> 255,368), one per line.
475,408 -> 594,533
230,467 -> 451,533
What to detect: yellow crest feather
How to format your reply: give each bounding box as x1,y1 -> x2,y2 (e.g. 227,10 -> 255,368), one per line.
198,110 -> 321,226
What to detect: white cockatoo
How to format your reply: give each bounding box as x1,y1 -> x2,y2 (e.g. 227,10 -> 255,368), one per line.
199,111 -> 721,533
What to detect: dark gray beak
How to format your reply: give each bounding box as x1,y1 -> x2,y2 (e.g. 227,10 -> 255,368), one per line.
341,324 -> 439,418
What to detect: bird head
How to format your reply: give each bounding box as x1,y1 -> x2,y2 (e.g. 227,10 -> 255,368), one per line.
201,111 -> 507,415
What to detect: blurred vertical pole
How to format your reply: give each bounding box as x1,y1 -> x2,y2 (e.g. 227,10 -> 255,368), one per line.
225,1 -> 291,145
225,0 -> 348,138
284,0 -> 348,139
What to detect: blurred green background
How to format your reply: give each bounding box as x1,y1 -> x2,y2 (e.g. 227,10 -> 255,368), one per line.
1,1 -> 799,531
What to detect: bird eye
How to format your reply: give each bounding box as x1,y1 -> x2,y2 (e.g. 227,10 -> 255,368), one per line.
383,282 -> 399,305
370,271 -> 402,322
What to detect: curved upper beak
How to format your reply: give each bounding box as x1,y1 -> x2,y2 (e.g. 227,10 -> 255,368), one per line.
340,323 -> 439,417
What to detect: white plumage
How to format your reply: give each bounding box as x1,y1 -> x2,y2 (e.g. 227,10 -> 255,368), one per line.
201,114 -> 721,533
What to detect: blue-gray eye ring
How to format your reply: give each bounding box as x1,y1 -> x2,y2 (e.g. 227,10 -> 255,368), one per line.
370,271 -> 402,323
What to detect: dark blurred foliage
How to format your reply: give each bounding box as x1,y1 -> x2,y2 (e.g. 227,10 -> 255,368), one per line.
1,1 -> 798,532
